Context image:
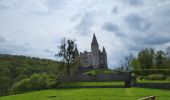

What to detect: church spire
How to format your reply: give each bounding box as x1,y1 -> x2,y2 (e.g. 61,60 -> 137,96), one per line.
91,33 -> 98,45
75,44 -> 79,55
103,46 -> 106,53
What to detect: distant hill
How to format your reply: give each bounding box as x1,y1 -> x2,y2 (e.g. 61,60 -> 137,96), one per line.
0,54 -> 61,96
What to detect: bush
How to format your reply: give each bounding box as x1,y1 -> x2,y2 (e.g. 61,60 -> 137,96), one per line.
134,69 -> 170,76
11,78 -> 29,93
138,76 -> 143,80
84,69 -> 112,75
144,74 -> 167,80
11,73 -> 57,93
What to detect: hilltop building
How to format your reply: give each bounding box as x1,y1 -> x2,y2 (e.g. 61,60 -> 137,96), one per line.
77,34 -> 108,69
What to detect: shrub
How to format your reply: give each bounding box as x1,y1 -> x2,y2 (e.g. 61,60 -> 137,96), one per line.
138,76 -> 143,80
144,74 -> 167,80
11,73 -> 57,93
84,69 -> 112,75
11,78 -> 29,93
134,69 -> 170,76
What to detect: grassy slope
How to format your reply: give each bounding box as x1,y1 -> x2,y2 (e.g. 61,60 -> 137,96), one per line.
138,79 -> 170,83
0,88 -> 170,100
83,69 -> 113,75
59,82 -> 124,86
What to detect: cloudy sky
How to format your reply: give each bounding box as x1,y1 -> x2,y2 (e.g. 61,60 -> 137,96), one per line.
0,0 -> 170,68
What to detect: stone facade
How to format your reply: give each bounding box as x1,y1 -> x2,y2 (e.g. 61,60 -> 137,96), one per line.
79,34 -> 108,69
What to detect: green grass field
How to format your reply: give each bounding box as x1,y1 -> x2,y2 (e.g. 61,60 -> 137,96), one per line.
59,82 -> 124,86
0,88 -> 170,100
0,82 -> 170,100
137,79 -> 170,83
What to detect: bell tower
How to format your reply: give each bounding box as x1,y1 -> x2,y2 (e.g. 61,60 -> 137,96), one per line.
91,34 -> 100,68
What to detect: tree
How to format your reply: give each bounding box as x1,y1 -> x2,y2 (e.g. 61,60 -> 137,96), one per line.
138,48 -> 155,69
124,53 -> 133,71
0,54 -> 60,96
0,65 -> 11,95
56,38 -> 78,75
130,58 -> 140,70
155,50 -> 166,68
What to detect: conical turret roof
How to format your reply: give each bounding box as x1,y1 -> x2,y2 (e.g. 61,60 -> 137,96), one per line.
75,44 -> 79,55
103,46 -> 106,53
91,33 -> 98,45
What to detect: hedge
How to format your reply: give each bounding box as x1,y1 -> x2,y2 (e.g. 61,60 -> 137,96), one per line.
133,69 -> 170,76
144,74 -> 167,80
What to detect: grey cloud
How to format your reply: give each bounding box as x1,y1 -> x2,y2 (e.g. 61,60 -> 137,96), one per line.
123,0 -> 143,6
0,0 -> 170,68
0,0 -> 20,10
151,4 -> 170,33
158,5 -> 170,17
102,22 -> 119,32
46,0 -> 66,9
126,32 -> 170,50
141,35 -> 170,45
125,14 -> 152,32
112,6 -> 118,13
24,42 -> 30,46
0,43 -> 32,55
0,35 -> 6,44
76,12 -> 95,35
102,22 -> 128,37
44,49 -> 56,54
0,47 -> 13,54
0,0 -> 12,9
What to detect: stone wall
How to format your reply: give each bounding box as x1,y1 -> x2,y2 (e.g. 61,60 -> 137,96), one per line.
60,72 -> 131,82
134,83 -> 170,90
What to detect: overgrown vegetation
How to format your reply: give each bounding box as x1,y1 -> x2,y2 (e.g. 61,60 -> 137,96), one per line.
0,38 -> 80,96
11,73 -> 57,94
0,54 -> 61,96
56,38 -> 80,75
134,69 -> 170,76
143,74 -> 167,80
128,48 -> 170,81
83,69 -> 112,75
131,48 -> 170,69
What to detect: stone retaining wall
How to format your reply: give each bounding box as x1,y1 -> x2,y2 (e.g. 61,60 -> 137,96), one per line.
134,83 -> 170,90
60,72 -> 131,82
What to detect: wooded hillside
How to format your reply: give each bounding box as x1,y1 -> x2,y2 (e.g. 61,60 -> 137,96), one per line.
0,54 -> 61,96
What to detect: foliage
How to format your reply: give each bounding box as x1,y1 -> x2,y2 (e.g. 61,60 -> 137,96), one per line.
0,63 -> 12,96
124,53 -> 133,71
143,74 -> 167,80
131,48 -> 170,70
163,58 -> 170,69
56,38 -> 79,75
155,50 -> 166,68
83,69 -> 112,75
134,69 -> 170,76
138,48 -> 155,69
137,79 -> 170,83
0,54 -> 60,96
11,73 -> 57,93
130,58 -> 140,69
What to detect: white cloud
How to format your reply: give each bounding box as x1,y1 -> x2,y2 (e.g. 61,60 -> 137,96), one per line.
0,0 -> 170,68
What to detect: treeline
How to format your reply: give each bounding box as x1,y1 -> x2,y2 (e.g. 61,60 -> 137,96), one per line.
0,54 -> 62,96
131,48 -> 170,69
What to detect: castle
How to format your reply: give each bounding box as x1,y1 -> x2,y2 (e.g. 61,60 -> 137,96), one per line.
79,34 -> 108,69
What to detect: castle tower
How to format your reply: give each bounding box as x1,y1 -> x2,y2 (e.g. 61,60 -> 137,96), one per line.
102,47 -> 108,69
74,45 -> 79,55
91,34 -> 100,68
